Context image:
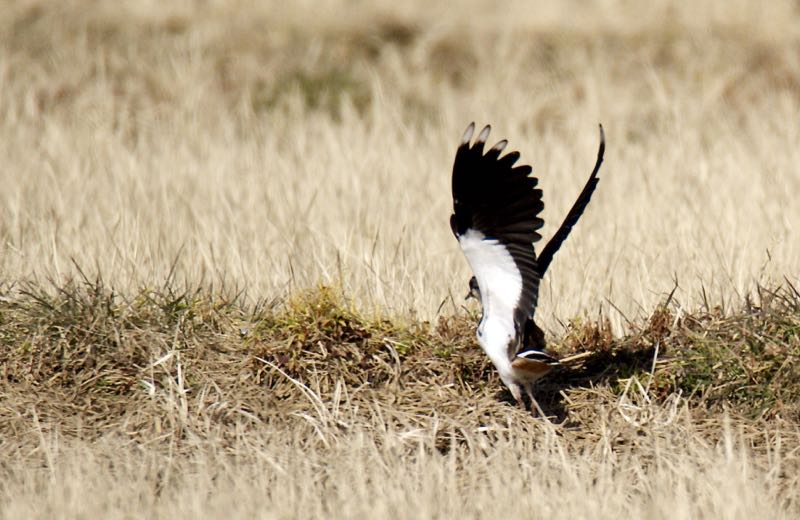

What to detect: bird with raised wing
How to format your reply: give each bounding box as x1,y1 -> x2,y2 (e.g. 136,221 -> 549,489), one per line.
450,123 -> 605,408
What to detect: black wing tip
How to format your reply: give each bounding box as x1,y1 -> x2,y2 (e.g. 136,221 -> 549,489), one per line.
594,123 -> 605,174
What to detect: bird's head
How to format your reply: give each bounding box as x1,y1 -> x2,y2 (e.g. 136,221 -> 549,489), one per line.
465,276 -> 481,303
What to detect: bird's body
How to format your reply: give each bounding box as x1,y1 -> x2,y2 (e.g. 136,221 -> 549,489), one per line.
450,122 -> 605,407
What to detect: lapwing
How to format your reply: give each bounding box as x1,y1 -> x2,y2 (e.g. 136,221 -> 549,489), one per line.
450,123 -> 605,407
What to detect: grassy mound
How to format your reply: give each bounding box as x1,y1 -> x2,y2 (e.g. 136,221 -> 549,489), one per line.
2,278 -> 799,447
2,279 -> 799,518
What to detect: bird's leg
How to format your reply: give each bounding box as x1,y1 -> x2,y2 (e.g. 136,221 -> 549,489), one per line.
526,385 -> 546,417
509,383 -> 525,410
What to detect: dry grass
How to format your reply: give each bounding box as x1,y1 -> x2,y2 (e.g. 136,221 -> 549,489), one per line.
1,423 -> 796,519
2,0 -> 800,328
1,280 -> 799,517
2,0 -> 800,517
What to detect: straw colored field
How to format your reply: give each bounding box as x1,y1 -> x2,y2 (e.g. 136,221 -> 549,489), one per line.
2,0 -> 799,329
1,1 -> 800,518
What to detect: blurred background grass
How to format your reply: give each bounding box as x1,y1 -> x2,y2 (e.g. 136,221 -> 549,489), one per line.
2,0 -> 800,332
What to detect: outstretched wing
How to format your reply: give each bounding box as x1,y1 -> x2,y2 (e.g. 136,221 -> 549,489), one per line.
515,126 -> 605,361
536,125 -> 606,277
450,123 -> 544,339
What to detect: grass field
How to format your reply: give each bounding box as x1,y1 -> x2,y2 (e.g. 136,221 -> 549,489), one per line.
1,1 -> 800,517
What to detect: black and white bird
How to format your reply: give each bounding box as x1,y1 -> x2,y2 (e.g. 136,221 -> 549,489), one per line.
450,123 -> 605,406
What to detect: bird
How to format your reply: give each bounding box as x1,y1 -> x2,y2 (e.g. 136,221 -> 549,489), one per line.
450,122 -> 605,408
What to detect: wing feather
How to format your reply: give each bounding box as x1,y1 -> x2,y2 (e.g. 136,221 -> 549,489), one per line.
451,123 -> 544,346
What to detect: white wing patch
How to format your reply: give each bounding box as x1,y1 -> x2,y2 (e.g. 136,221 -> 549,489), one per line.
458,229 -> 522,318
458,229 -> 522,370
458,229 -> 522,312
